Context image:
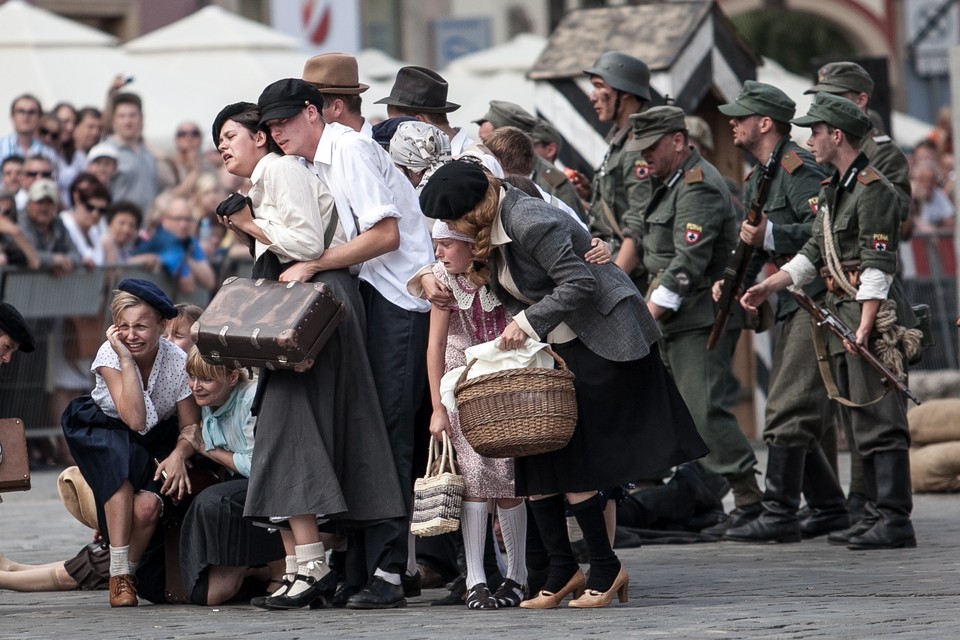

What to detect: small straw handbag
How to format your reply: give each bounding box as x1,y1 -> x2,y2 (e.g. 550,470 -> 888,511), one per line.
411,431 -> 465,537
454,347 -> 577,458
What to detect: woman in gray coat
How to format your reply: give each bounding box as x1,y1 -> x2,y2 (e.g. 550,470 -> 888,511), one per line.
419,161 -> 706,609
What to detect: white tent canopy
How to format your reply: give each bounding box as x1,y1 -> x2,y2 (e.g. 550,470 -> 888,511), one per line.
0,3 -> 932,154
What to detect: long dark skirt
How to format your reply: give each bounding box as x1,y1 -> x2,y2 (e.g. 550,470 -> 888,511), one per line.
243,268 -> 406,527
180,478 -> 284,605
61,395 -> 179,542
515,340 -> 708,496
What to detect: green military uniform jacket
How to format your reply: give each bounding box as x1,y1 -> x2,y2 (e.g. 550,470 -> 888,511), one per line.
743,136 -> 831,320
632,147 -> 735,337
531,155 -> 588,223
587,124 -> 653,283
798,153 -> 918,356
861,131 -> 911,221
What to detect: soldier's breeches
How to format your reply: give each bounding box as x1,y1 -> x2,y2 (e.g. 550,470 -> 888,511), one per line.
660,330 -> 757,477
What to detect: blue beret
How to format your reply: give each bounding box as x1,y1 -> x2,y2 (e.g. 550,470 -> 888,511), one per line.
419,161 -> 490,220
116,278 -> 178,320
0,302 -> 35,353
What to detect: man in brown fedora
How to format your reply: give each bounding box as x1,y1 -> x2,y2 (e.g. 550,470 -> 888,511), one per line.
302,52 -> 372,135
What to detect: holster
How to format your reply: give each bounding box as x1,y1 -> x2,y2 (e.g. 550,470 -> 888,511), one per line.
819,260 -> 861,298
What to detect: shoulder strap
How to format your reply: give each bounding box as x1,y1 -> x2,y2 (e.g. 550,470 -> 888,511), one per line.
599,198 -> 624,240
809,316 -> 888,408
323,204 -> 341,249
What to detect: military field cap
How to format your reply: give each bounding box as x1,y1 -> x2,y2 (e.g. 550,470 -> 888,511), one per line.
532,118 -> 562,146
718,80 -> 796,123
28,178 -> 58,203
629,106 -> 687,151
473,100 -> 537,132
419,161 -> 489,221
0,302 -> 35,352
791,92 -> 873,139
684,115 -> 714,152
302,53 -> 369,94
116,278 -> 178,320
375,66 -> 460,113
257,78 -> 324,125
805,61 -> 874,96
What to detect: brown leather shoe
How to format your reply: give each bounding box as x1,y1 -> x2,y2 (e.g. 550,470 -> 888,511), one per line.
109,574 -> 138,607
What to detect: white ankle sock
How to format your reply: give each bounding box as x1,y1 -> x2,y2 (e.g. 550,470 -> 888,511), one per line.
109,545 -> 130,577
462,501 -> 488,589
373,568 -> 401,585
498,502 -> 528,585
286,542 -> 327,597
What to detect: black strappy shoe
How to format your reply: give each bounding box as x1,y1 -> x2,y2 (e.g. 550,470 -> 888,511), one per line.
493,578 -> 527,607
465,582 -> 498,610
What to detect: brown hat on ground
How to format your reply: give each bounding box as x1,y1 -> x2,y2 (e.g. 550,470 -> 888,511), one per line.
58,466 -> 99,531
302,53 -> 369,94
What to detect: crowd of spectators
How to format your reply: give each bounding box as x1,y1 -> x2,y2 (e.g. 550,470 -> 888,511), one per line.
907,106 -> 955,237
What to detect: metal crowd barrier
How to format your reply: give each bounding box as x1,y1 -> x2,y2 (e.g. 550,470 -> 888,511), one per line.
0,262 -> 250,440
899,230 -> 959,370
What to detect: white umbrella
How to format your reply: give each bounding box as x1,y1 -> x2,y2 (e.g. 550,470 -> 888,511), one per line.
0,0 -> 128,132
123,5 -> 310,151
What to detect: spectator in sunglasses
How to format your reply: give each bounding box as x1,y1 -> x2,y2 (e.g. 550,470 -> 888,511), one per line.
62,175 -> 110,266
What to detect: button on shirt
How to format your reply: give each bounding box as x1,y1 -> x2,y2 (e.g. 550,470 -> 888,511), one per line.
311,122 -> 432,312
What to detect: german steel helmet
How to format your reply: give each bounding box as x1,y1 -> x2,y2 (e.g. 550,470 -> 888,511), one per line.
584,51 -> 651,101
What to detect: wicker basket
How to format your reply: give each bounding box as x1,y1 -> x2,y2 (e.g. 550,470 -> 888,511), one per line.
454,347 -> 577,458
411,432 -> 465,537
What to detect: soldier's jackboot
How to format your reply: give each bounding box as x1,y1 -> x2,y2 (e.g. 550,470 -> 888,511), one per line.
723,446 -> 804,543
700,470 -> 763,537
828,456 -> 878,545
799,445 -> 850,538
847,450 -> 917,550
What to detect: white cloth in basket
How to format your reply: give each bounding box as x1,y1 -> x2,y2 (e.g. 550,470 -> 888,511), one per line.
440,339 -> 554,413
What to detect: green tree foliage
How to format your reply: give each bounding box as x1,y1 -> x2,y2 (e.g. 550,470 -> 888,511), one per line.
732,10 -> 857,76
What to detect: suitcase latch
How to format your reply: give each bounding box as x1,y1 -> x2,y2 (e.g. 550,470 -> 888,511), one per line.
218,326 -> 229,347
209,351 -> 221,361
278,355 -> 288,365
286,281 -> 296,289
251,328 -> 261,350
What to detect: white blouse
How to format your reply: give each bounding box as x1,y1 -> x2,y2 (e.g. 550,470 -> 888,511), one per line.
90,338 -> 192,435
247,152 -> 345,262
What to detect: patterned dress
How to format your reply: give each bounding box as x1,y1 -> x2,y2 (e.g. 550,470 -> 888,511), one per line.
433,261 -> 516,498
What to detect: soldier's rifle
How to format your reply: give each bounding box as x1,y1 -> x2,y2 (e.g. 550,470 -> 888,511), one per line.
790,290 -> 921,406
706,153 -> 777,350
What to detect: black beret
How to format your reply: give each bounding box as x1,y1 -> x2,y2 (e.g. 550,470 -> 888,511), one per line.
0,302 -> 35,353
419,161 -> 489,220
371,116 -> 417,150
212,101 -> 257,148
116,278 -> 178,320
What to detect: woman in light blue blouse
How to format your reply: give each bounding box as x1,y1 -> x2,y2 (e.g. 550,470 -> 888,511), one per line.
179,347 -> 284,605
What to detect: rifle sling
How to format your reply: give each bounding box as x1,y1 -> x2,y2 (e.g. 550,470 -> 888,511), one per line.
599,198 -> 625,241
808,315 -> 888,408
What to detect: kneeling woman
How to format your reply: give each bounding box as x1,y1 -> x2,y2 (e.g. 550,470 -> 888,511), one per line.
419,162 -> 708,609
62,279 -> 199,607
212,102 -> 405,609
180,347 -> 284,605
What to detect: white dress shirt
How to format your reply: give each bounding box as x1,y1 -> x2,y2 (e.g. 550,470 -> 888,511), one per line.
311,122 -> 432,312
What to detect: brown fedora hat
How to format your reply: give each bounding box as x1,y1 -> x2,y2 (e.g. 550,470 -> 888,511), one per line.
58,466 -> 99,531
302,53 -> 369,94
374,66 -> 460,113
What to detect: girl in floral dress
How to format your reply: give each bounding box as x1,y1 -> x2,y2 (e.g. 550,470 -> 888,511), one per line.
425,220 -> 527,610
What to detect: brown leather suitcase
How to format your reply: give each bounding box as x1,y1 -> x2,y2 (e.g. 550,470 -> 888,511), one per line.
191,276 -> 346,372
0,418 -> 31,492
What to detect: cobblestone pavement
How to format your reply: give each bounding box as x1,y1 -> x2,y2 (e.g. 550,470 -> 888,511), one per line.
2,454 -> 959,639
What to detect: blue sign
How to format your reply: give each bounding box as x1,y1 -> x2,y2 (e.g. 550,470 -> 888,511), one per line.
432,17 -> 491,68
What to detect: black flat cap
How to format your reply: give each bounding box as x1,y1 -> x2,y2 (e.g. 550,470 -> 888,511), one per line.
419,161 -> 489,220
0,302 -> 34,353
257,78 -> 324,125
116,278 -> 178,320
